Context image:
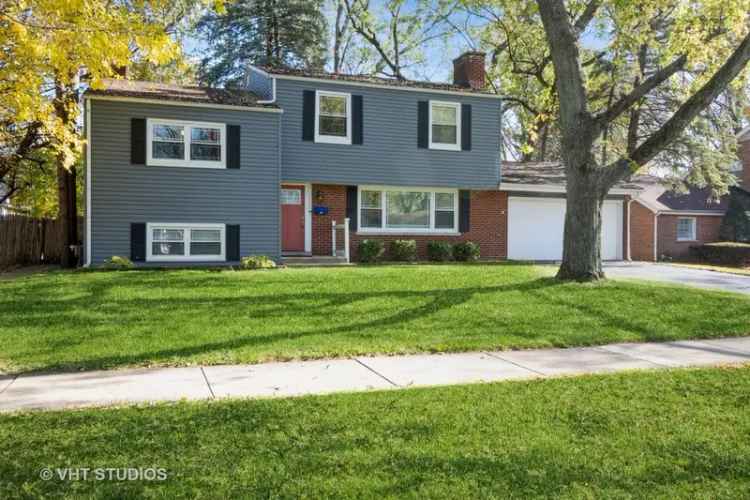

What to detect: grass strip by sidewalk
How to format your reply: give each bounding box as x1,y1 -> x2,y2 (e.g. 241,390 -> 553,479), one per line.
1,264 -> 749,373
1,366 -> 750,498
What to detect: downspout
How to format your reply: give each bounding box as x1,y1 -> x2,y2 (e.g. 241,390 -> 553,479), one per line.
248,65 -> 276,105
653,212 -> 659,262
84,98 -> 92,267
626,198 -> 634,261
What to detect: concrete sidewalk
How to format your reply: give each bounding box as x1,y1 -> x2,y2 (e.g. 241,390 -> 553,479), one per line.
2,337 -> 750,413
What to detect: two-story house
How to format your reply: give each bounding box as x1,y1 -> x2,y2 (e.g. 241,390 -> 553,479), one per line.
87,52 -> 691,267
84,52 -> 507,265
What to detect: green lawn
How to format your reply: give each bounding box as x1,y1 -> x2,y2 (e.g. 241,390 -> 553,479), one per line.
2,366 -> 750,498
0,264 -> 749,374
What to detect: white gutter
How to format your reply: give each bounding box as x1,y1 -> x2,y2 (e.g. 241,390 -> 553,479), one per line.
248,66 -> 277,105
84,95 -> 282,113
498,182 -> 640,196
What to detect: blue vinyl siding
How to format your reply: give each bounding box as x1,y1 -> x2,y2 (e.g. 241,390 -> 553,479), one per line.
88,99 -> 281,264
274,78 -> 502,189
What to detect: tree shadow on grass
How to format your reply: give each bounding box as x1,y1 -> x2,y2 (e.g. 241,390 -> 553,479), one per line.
4,278 -> 562,374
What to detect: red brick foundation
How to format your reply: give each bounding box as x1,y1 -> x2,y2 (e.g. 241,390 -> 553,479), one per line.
310,184 -> 507,260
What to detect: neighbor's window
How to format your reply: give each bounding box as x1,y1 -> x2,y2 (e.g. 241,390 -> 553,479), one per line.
147,223 -> 225,261
147,119 -> 226,168
315,91 -> 351,144
359,187 -> 457,232
677,217 -> 696,241
429,101 -> 460,150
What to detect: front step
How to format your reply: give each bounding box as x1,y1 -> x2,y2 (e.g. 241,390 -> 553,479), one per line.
283,256 -> 351,266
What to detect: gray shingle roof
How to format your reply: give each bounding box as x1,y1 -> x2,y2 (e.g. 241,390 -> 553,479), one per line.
86,79 -> 276,109
259,67 -> 498,95
500,161 -> 647,191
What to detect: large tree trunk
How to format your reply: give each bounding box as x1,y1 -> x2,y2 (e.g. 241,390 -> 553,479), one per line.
57,163 -> 78,268
557,170 -> 605,281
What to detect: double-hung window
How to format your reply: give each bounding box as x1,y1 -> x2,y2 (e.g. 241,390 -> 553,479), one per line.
429,101 -> 461,150
147,223 -> 226,262
676,217 -> 697,241
147,119 -> 226,168
359,187 -> 458,233
315,90 -> 351,144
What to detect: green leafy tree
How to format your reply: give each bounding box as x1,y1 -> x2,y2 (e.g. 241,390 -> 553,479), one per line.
467,0 -> 750,280
197,0 -> 329,86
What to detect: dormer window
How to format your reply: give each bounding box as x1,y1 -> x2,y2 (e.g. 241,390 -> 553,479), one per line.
315,90 -> 351,144
429,101 -> 461,151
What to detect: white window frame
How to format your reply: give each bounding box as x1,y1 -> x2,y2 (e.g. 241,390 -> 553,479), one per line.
314,90 -> 352,145
357,185 -> 459,235
146,223 -> 226,262
676,217 -> 697,242
146,119 -> 227,169
428,100 -> 461,151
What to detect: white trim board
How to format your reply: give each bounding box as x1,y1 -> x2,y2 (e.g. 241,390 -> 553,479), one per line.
85,95 -> 283,113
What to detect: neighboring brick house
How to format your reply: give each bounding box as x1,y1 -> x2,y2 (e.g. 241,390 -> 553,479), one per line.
629,183 -> 728,261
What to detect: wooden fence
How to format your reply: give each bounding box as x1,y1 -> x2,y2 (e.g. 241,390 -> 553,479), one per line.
0,215 -> 83,268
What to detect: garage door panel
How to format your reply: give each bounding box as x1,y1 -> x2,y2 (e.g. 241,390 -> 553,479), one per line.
508,197 -> 622,261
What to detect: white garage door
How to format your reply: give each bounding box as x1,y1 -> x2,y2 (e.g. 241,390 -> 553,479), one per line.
508,197 -> 623,261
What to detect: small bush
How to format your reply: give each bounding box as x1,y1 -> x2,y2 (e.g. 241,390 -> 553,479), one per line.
240,255 -> 277,270
427,241 -> 453,262
102,256 -> 134,270
389,240 -> 417,261
453,241 -> 481,262
690,242 -> 750,267
358,240 -> 385,263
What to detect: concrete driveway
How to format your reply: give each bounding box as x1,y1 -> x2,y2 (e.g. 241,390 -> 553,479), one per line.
604,261 -> 750,295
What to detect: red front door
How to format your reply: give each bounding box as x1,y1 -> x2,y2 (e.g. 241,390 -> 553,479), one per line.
281,185 -> 305,252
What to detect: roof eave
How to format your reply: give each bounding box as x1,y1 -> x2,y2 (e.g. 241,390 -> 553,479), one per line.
498,182 -> 640,195
84,94 -> 283,113
268,72 -> 502,99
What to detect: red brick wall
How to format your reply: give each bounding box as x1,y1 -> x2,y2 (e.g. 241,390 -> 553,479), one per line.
452,52 -> 486,90
657,214 -> 723,259
740,139 -> 750,189
630,201 -> 656,261
311,184 -> 507,260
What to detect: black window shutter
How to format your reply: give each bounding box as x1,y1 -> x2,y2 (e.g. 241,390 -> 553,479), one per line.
226,225 -> 240,261
417,101 -> 429,148
346,186 -> 358,232
302,90 -> 315,141
130,223 -> 146,262
352,95 -> 363,145
459,190 -> 471,233
131,118 -> 146,164
461,104 -> 472,151
227,125 -> 241,168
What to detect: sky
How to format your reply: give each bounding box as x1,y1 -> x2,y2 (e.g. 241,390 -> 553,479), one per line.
181,1 -> 608,86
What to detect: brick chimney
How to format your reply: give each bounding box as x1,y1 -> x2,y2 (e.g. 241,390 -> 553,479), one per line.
453,51 -> 486,90
740,135 -> 750,189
